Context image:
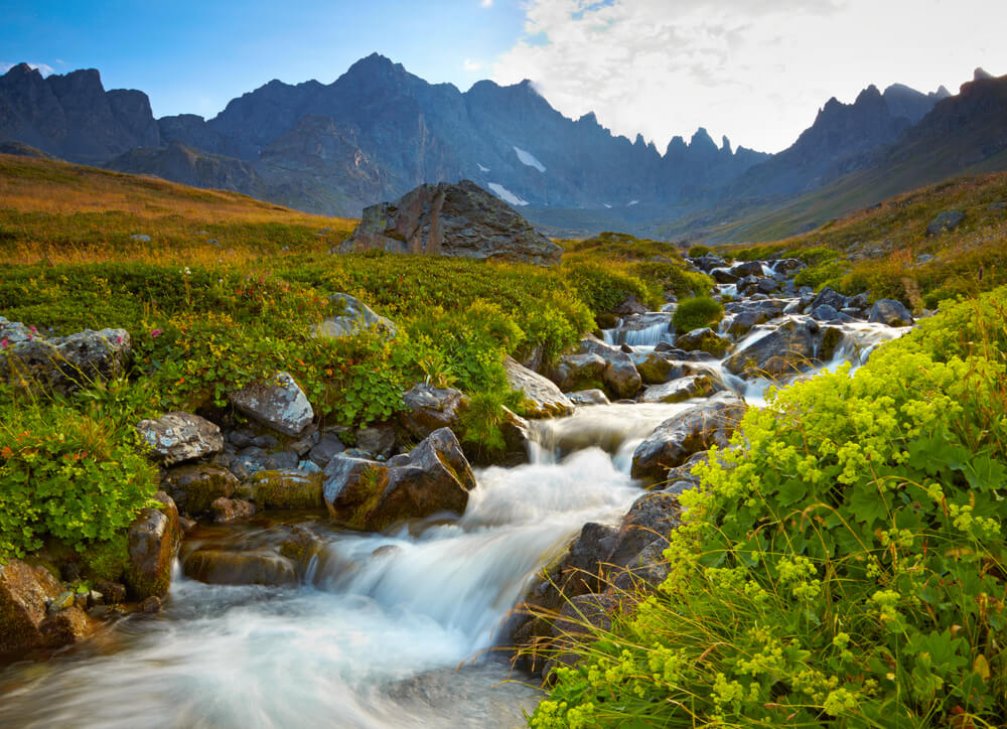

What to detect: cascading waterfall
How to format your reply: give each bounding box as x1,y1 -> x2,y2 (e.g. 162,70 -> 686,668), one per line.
0,256 -> 916,729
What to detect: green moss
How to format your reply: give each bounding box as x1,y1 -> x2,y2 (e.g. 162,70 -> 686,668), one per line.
672,296 -> 724,333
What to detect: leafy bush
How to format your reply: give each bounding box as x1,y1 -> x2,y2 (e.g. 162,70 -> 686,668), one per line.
627,261 -> 712,300
687,244 -> 712,257
531,287 -> 1007,727
562,262 -> 660,315
0,392 -> 159,561
672,296 -> 724,333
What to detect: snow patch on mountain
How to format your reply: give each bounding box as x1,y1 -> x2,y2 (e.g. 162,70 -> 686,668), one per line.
513,146 -> 546,173
477,163 -> 490,172
488,182 -> 529,206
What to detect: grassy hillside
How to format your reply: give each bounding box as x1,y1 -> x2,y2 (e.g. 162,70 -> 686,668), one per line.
0,153 -> 355,265
721,173 -> 1007,308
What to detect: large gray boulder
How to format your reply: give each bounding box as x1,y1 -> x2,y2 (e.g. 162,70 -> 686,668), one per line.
314,293 -> 397,339
0,319 -> 131,394
229,371 -> 314,436
578,338 -> 642,400
342,180 -> 562,266
399,383 -> 467,440
639,374 -> 719,404
323,428 -> 475,531
723,319 -> 843,379
631,394 -> 747,484
505,356 -> 574,418
868,299 -> 914,327
137,411 -> 223,465
549,353 -> 607,393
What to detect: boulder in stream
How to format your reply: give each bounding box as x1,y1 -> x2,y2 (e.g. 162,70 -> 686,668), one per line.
868,298 -> 914,327
324,428 -> 475,531
504,356 -> 574,418
640,374 -> 719,404
549,353 -> 607,392
0,559 -> 62,656
238,469 -> 325,510
723,319 -> 843,379
631,394 -> 746,484
674,327 -> 731,357
124,491 -> 182,600
577,338 -> 642,400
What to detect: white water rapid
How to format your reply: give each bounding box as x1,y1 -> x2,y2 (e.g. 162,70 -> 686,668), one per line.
0,256 -> 914,728
0,450 -> 644,729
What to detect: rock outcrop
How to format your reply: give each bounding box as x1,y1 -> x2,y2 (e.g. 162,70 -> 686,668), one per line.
124,492 -> 182,600
342,180 -> 562,265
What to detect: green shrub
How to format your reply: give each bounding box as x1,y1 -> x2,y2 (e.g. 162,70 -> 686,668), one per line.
562,262 -> 660,315
687,244 -> 712,257
672,296 -> 724,333
627,261 -> 713,300
531,287 -> 1007,727
0,393 -> 159,561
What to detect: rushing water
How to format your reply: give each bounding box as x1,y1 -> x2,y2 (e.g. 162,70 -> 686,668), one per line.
0,449 -> 643,729
0,262 -> 915,728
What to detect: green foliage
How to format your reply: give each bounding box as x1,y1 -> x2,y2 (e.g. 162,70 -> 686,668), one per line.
532,287 -> 1007,727
687,244 -> 712,257
672,295 -> 724,333
561,262 -> 660,315
0,390 -> 159,562
626,261 -> 712,300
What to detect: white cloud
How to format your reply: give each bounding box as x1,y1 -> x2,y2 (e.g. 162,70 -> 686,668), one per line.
493,0 -> 1007,153
481,0 -> 493,7
463,58 -> 484,73
0,61 -> 56,77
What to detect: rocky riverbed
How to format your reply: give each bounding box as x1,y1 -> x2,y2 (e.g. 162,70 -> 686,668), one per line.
0,254 -> 914,728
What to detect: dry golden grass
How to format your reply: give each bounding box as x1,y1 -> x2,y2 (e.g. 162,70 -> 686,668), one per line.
0,154 -> 357,266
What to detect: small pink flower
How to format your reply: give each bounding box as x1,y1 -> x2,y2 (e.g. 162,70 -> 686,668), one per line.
150,328 -> 163,339
1,338 -> 7,349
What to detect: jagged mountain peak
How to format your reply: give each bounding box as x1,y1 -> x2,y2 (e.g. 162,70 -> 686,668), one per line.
3,62 -> 43,80
974,67 -> 994,81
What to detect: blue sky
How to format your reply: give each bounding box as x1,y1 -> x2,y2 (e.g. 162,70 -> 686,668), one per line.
3,0 -> 1006,153
1,1 -> 525,118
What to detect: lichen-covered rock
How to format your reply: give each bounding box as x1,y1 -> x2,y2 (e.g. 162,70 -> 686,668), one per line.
505,356 -> 574,418
39,606 -> 95,649
161,463 -> 238,515
124,491 -> 181,600
0,559 -> 62,656
0,322 -> 131,394
342,180 -> 562,266
137,411 -> 224,465
400,383 -> 467,440
324,428 -> 475,531
238,469 -> 324,510
868,298 -> 915,327
229,371 -> 314,436
314,293 -> 397,339
631,394 -> 747,484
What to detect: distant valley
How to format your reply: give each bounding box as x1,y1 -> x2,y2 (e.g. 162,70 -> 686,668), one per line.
1,55 -> 1005,239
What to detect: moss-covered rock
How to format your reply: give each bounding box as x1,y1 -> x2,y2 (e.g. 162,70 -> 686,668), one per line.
124,491 -> 181,600
238,469 -> 324,511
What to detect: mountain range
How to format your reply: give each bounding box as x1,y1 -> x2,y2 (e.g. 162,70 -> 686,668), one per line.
1,54 -> 1004,239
